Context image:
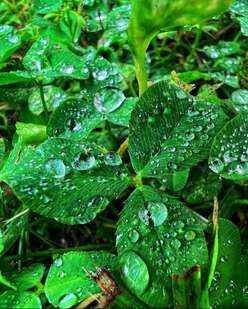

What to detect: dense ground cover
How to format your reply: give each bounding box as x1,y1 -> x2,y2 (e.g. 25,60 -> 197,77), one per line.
0,0 -> 248,308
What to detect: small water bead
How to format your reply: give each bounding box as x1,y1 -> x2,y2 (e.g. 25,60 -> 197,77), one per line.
59,293 -> 78,309
243,286 -> 248,294
7,34 -> 19,44
72,153 -> 97,171
128,230 -> 140,243
60,65 -> 74,75
45,159 -> 66,178
209,159 -> 224,173
170,239 -> 181,249
223,150 -> 237,163
54,257 -> 63,267
184,230 -> 196,241
176,89 -> 188,99
104,153 -> 122,166
220,255 -> 228,263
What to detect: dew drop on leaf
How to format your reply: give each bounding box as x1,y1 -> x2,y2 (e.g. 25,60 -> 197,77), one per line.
93,88 -> 125,113
120,251 -> 149,295
170,239 -> 181,249
148,202 -> 168,226
184,230 -> 196,241
139,202 -> 168,227
72,153 -> 97,171
128,229 -> 140,243
103,153 -> 122,166
60,65 -> 74,75
7,34 -> 19,44
58,293 -> 78,309
209,159 -> 224,173
54,257 -> 63,267
45,159 -> 66,178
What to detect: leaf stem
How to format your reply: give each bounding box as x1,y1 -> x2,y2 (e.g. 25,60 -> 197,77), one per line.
38,82 -> 48,118
134,52 -> 148,96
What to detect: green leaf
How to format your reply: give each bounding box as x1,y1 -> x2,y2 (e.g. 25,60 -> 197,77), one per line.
128,0 -> 232,93
164,169 -> 190,192
0,71 -> 32,86
33,0 -> 64,14
0,291 -> 41,309
59,10 -> 85,44
16,122 -> 47,145
28,86 -> 67,115
209,113 -> 248,180
183,167 -> 222,204
202,41 -> 241,59
0,25 -> 21,64
231,89 -> 248,113
0,138 -> 131,224
45,251 -> 118,308
6,264 -> 45,291
129,81 -> 227,177
231,0 -> 248,36
47,94 -> 137,140
116,186 -> 209,308
209,219 -> 245,308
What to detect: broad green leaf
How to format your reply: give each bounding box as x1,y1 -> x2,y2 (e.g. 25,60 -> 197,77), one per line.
0,291 -> 41,309
129,81 -> 227,177
116,186 -> 208,308
231,0 -> 248,36
209,219 -> 244,308
128,0 -> 232,93
16,122 -> 47,145
0,25 -> 21,64
45,251 -> 118,308
164,169 -> 190,192
0,71 -> 32,86
209,113 -> 248,180
6,264 -> 45,291
28,86 -> 67,115
102,4 -> 131,47
231,89 -> 248,112
47,48 -> 89,80
23,38 -> 89,80
59,10 -> 85,44
47,95 -> 137,140
183,167 -> 222,204
202,41 -> 241,59
22,37 -> 50,74
33,0 -> 64,14
0,138 -> 131,224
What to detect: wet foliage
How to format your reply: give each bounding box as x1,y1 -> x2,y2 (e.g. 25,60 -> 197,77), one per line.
0,0 -> 248,308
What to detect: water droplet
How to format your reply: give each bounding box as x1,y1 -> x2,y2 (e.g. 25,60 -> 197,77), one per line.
103,153 -> 122,166
60,65 -> 74,75
54,257 -> 63,267
93,88 -> 125,113
184,230 -> 196,241
7,34 -> 19,44
72,153 -> 97,171
45,159 -> 66,178
209,159 -> 224,173
129,230 -> 140,243
59,293 -> 78,309
120,251 -> 149,295
139,202 -> 168,227
170,239 -> 181,249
